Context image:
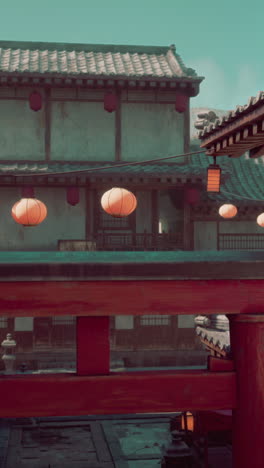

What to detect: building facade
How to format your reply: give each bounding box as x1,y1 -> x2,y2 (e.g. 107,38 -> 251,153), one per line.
0,40 -> 207,370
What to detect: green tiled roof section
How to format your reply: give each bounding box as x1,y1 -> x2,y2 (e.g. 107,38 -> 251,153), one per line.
0,153 -> 263,202
0,158 -> 214,177
207,154 -> 264,203
0,41 -> 201,80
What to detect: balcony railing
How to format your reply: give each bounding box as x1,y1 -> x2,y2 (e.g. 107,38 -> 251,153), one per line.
95,232 -> 184,251
218,233 -> 264,250
59,233 -> 184,252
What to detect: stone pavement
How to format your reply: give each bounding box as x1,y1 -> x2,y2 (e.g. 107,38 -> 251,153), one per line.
1,415 -> 232,468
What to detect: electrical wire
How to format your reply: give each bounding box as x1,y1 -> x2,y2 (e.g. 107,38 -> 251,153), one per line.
11,149 -> 207,178
6,148 -> 264,202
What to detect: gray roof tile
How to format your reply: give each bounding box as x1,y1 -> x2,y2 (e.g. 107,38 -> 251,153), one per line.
0,41 -> 202,81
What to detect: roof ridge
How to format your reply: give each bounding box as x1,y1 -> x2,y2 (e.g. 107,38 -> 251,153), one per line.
0,40 -> 173,54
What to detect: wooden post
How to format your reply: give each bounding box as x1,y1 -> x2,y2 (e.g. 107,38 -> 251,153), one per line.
151,190 -> 159,249
76,317 -> 110,375
229,314 -> 264,468
183,201 -> 192,250
115,90 -> 121,161
44,88 -> 51,161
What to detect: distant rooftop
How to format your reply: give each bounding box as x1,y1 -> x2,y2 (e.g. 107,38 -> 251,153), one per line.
198,91 -> 264,139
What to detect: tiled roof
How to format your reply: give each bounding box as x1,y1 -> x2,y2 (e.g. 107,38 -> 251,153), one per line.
206,153 -> 264,203
196,326 -> 230,354
190,108 -> 264,203
0,41 -> 202,82
198,91 -> 264,139
0,158 -> 216,179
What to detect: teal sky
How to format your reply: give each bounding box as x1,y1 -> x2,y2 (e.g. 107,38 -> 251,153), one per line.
1,0 -> 264,111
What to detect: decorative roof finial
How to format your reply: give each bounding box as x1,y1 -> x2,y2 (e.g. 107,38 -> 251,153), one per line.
169,44 -> 176,52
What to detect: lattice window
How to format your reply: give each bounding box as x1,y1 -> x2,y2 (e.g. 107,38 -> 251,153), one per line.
0,317 -> 7,328
98,210 -> 130,229
140,315 -> 170,326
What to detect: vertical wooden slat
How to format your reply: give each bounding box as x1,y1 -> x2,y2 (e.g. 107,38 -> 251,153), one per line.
115,90 -> 122,161
184,101 -> 190,155
183,200 -> 192,250
151,190 -> 159,248
85,187 -> 93,241
45,88 -> 51,161
76,316 -> 110,375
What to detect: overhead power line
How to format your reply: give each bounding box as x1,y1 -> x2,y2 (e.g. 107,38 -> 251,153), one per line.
13,149 -> 207,178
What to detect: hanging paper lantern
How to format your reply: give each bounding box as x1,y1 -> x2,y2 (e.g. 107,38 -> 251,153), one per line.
29,91 -> 42,112
104,93 -> 117,113
207,164 -> 221,192
175,93 -> 189,113
12,198 -> 47,226
66,187 -> 80,206
257,213 -> 264,227
184,187 -> 201,205
219,204 -> 238,219
101,188 -> 137,217
21,186 -> 35,198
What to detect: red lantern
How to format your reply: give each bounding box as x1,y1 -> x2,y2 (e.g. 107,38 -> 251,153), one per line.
184,187 -> 201,205
66,187 -> 80,206
104,93 -> 117,113
21,186 -> 35,198
219,204 -> 238,219
175,93 -> 189,113
101,188 -> 137,217
12,198 -> 47,226
257,213 -> 264,227
207,164 -> 221,192
29,91 -> 42,112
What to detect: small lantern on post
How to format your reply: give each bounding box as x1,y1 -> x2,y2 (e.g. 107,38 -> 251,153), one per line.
29,91 -> 42,112
1,333 -> 16,375
207,157 -> 221,192
104,92 -> 117,113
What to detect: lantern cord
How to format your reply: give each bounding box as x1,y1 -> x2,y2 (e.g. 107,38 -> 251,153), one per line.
12,149 -> 207,178
220,189 -> 264,202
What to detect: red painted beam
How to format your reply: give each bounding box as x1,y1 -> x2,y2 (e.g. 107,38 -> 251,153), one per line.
76,317 -> 110,375
1,279 -> 264,317
0,371 -> 236,418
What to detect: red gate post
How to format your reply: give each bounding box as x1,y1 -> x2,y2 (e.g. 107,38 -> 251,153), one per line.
76,316 -> 110,375
230,314 -> 264,468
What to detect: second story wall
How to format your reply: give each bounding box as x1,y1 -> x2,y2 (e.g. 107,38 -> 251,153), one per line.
0,87 -> 186,163
121,102 -> 184,161
0,87 -> 45,160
